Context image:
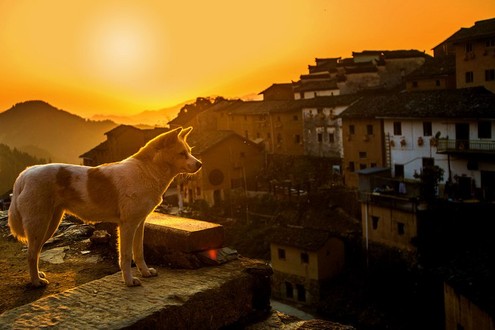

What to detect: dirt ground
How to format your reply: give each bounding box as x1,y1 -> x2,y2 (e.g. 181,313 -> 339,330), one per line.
0,214 -> 120,314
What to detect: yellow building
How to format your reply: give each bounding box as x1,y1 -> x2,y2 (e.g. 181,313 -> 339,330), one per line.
270,227 -> 345,305
79,125 -> 167,166
448,18 -> 495,93
444,282 -> 494,330
186,130 -> 264,206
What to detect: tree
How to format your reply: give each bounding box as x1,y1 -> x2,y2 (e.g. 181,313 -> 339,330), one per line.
414,165 -> 444,201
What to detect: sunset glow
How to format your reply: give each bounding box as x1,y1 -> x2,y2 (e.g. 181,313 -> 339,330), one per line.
0,0 -> 494,118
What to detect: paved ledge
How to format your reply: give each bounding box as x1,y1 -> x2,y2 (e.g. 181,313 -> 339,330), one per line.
0,259 -> 272,330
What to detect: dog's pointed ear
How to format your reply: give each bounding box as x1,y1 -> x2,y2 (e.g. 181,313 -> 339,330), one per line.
154,127 -> 182,149
179,127 -> 193,140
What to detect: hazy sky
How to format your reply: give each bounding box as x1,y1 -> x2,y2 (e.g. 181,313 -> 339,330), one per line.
0,1 -> 494,118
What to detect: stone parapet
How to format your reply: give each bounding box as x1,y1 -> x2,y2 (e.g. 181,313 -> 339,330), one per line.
0,259 -> 272,330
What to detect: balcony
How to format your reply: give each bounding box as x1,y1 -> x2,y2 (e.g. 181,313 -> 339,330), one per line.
436,139 -> 495,156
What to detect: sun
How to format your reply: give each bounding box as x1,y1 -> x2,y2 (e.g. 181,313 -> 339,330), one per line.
80,8 -> 164,84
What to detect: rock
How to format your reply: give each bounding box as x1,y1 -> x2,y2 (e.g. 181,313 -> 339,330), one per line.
40,246 -> 69,264
90,230 -> 111,244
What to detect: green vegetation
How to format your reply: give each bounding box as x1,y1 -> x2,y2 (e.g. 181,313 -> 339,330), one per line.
0,143 -> 46,196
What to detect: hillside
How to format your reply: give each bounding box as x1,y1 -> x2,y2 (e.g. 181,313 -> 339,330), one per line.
0,144 -> 47,196
0,101 -> 117,164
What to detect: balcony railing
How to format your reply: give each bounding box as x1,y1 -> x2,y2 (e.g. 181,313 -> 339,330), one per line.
436,139 -> 495,154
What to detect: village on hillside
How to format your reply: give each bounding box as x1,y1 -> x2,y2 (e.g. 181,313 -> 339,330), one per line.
1,17 -> 495,330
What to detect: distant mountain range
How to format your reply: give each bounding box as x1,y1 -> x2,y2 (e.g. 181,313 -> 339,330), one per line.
0,101 -> 118,164
90,101 -> 189,126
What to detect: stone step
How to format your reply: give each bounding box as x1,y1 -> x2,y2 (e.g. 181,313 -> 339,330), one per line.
0,259 -> 272,330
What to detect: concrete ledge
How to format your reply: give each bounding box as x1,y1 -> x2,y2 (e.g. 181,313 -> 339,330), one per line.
0,259 -> 272,330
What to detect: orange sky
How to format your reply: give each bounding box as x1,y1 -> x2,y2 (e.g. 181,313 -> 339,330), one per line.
0,0 -> 494,118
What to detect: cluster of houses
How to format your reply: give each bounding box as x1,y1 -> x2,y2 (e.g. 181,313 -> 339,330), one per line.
80,18 -> 495,329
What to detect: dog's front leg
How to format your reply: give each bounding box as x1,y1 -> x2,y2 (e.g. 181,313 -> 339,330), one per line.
133,219 -> 157,278
118,223 -> 141,287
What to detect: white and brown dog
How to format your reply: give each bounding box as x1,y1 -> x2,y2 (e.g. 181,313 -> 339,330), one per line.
8,127 -> 202,287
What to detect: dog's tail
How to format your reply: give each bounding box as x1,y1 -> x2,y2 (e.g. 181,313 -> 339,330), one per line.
8,172 -> 27,244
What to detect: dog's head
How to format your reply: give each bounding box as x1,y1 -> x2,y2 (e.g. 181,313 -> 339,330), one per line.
134,127 -> 202,174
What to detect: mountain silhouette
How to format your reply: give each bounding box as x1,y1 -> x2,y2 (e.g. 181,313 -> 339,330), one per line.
90,101 -> 190,126
0,101 -> 117,164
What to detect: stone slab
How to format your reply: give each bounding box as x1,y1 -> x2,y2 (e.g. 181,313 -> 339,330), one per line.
0,259 -> 272,330
144,213 -> 224,253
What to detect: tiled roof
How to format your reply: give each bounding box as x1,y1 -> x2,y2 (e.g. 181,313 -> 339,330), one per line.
79,140 -> 108,158
447,18 -> 495,43
270,226 -> 331,251
353,49 -> 430,59
293,80 -> 338,92
406,54 -> 455,79
224,96 -> 360,115
105,124 -> 142,137
258,83 -> 293,95
188,130 -> 259,154
340,87 -> 495,119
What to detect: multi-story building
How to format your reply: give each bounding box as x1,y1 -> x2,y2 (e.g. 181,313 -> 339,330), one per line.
184,130 -> 264,206
79,125 -> 167,166
270,226 -> 345,305
446,18 -> 495,93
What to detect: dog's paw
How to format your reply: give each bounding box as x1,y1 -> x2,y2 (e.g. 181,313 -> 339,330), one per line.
141,267 -> 158,278
125,277 -> 142,287
39,271 -> 46,278
31,277 -> 49,288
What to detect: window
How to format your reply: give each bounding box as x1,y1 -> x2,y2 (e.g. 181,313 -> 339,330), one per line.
318,133 -> 323,143
435,80 -> 441,87
372,216 -> 379,230
300,252 -> 309,264
295,134 -> 301,144
412,81 -> 418,88
359,163 -> 367,170
349,125 -> 355,135
465,71 -> 474,83
478,121 -> 492,139
393,122 -> 402,135
366,124 -> 373,135
485,69 -> 495,81
397,222 -> 405,235
423,122 -> 432,136
486,39 -> 495,48
371,162 -> 377,168
293,115 -> 299,121
196,187 -> 201,195
278,248 -> 286,260
328,133 -> 335,143
395,164 -> 405,178
359,151 -> 367,158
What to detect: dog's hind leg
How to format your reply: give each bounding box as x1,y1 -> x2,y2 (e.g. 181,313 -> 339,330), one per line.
118,223 -> 142,287
26,208 -> 64,287
133,219 -> 157,278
